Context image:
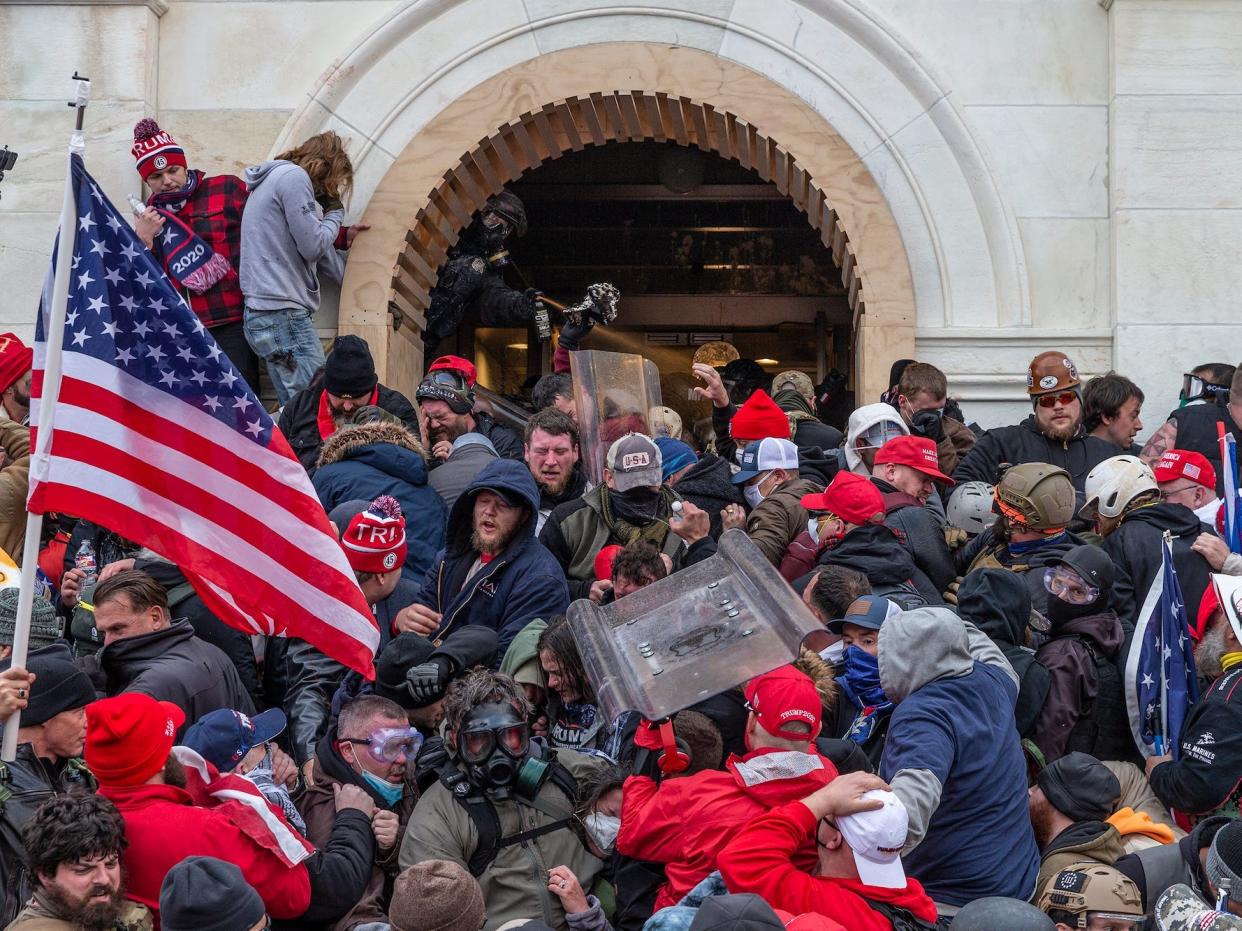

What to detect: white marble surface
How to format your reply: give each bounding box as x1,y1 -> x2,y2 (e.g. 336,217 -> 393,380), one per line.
1113,1 -> 1242,96
1018,218 -> 1110,331
1114,322 -> 1242,432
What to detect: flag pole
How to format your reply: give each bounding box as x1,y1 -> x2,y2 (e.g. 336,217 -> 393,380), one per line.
1,74 -> 90,762
1154,530 -> 1172,757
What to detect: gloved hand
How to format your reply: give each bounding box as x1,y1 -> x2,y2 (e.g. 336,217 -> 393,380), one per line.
556,313 -> 595,352
317,193 -> 344,214
943,526 -> 969,551
942,577 -> 962,606
406,656 -> 453,704
910,410 -> 946,444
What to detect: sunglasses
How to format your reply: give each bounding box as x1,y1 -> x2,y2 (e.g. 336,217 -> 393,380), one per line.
1043,567 -> 1100,606
458,722 -> 530,764
343,727 -> 423,764
1035,392 -> 1077,409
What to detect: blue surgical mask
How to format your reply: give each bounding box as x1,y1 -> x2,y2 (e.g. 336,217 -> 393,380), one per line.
361,770 -> 404,806
837,645 -> 889,709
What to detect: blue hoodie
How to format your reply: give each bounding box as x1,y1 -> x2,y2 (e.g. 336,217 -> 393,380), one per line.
412,459 -> 569,655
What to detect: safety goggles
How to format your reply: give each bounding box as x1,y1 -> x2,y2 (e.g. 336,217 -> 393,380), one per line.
1042,566 -> 1100,606
1180,374 -> 1231,404
343,727 -> 423,764
458,722 -> 530,764
858,421 -> 906,449
1034,391 -> 1077,409
423,370 -> 471,392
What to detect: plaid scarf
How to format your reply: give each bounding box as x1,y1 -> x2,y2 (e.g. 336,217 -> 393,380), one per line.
148,170 -> 234,293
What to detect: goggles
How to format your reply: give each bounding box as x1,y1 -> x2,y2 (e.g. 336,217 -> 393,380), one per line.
343,726 -> 423,764
458,722 -> 530,764
422,370 -> 471,392
858,421 -> 906,450
1035,391 -> 1078,409
1043,566 -> 1100,606
1180,374 -> 1231,405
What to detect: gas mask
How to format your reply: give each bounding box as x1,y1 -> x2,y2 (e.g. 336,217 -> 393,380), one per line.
457,702 -> 537,801
479,211 -> 513,267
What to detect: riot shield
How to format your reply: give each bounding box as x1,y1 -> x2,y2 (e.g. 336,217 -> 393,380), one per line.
570,349 -> 663,484
567,530 -> 822,722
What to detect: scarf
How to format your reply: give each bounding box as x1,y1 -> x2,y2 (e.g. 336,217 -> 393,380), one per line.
598,485 -> 676,547
1008,530 -> 1068,557
317,386 -> 380,440
245,751 -> 308,836
1223,652 -> 1242,672
837,646 -> 894,744
147,170 -> 234,293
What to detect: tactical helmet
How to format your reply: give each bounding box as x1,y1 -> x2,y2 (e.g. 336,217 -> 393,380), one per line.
1080,455 -> 1158,521
1028,351 -> 1082,397
1036,863 -> 1143,928
946,481 -> 999,536
483,191 -> 528,238
950,896 -> 1055,931
995,463 -> 1075,531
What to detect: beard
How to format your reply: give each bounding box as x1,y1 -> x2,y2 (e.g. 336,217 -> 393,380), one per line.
42,877 -> 125,931
538,470 -> 572,496
472,523 -> 519,556
163,754 -> 188,789
1028,797 -> 1059,848
1039,413 -> 1080,443
1196,624 -> 1228,681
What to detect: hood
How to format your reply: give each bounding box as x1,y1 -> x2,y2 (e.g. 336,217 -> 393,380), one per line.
819,523 -> 918,587
445,458 -> 541,557
957,568 -> 1032,646
1122,502 -> 1203,539
796,445 -> 838,487
878,607 -> 973,703
1052,609 -> 1124,657
844,403 -> 908,472
793,646 -> 838,711
1044,821 -> 1125,862
243,159 -> 291,191
499,618 -> 548,689
316,420 -> 428,470
726,748 -> 834,806
1181,815 -> 1233,890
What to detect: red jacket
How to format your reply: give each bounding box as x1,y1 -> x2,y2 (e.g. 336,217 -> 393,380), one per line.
99,782 -> 311,920
617,747 -> 839,910
717,801 -> 939,931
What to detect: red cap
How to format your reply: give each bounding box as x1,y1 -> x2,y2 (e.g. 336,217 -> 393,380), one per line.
86,693 -> 186,787
730,390 -> 791,444
341,496 -> 407,574
1153,449 -> 1217,491
131,118 -> 187,181
801,472 -> 885,526
1196,583 -> 1221,642
428,355 -> 478,388
744,665 -> 822,741
595,544 -> 623,582
0,333 -> 32,395
874,434 -> 954,485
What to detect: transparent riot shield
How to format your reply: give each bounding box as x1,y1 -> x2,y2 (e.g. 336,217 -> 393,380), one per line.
567,530 -> 823,722
570,349 -> 663,484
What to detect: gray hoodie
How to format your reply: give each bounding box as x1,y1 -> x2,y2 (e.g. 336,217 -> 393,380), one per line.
239,159 -> 346,313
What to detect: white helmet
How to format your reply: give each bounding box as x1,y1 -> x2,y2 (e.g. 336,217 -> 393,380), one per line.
1080,455 -> 1158,520
946,481 -> 998,535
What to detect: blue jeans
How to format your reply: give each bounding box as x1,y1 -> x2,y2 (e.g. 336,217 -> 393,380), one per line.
243,308 -> 326,407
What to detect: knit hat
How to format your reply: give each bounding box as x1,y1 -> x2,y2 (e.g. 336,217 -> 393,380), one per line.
23,653 -> 95,727
159,856 -> 266,931
132,118 -> 187,181
801,472 -> 885,526
86,692 -> 185,787
428,355 -> 478,388
594,544 -> 624,583
743,665 -> 822,741
323,335 -> 378,398
340,495 -> 407,574
0,334 -> 32,395
375,634 -> 437,709
1037,751 -> 1121,822
390,860 -> 485,931
0,588 -> 62,651
730,391 -> 791,444
654,437 -> 697,482
1207,822 -> 1242,907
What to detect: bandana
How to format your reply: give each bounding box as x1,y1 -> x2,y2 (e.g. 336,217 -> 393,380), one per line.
836,647 -> 893,744
317,386 -> 380,440
147,171 -> 235,293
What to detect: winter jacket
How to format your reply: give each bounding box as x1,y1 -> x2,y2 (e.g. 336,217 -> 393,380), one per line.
398,747 -> 607,931
313,421 -> 446,583
537,468 -> 590,535
0,747 -> 95,925
413,460 -> 569,654
935,416 -> 976,476
1102,503 -> 1212,631
424,234 -> 538,349
0,420 -> 30,564
278,378 -> 422,475
746,478 -> 823,568
717,800 -> 939,931
1035,821 -> 1126,898
878,608 -> 1039,906
617,746 -> 840,911
99,619 -> 255,737
239,160 -> 345,313
1115,815 -> 1231,913
1149,665 -> 1242,820
670,454 -> 743,540
873,477 -> 956,594
1033,608 -> 1130,764
429,439 -> 500,513
1104,761 -> 1183,839
298,728 -> 419,931
958,527 -> 1090,618
956,568 -> 1049,737
817,523 -> 944,607
7,890 -> 151,931
1166,404 -> 1242,496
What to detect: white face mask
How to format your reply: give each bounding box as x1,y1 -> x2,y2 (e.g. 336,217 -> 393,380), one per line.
818,641 -> 846,665
585,812 -> 621,852
807,517 -> 820,543
744,472 -> 772,509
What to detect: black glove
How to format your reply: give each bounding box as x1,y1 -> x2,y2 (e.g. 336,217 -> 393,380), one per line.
910,409 -> 946,444
557,315 -> 595,352
406,657 -> 453,704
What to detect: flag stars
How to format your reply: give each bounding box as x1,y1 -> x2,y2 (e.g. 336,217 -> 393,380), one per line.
1141,673 -> 1154,688
120,241 -> 140,262
133,271 -> 154,289
88,238 -> 110,258
176,346 -> 194,363
65,309 -> 80,327
104,267 -> 123,287
116,347 -> 136,365
233,395 -> 253,414
105,212 -> 124,235
161,321 -> 180,339
190,370 -> 209,387
102,320 -> 120,339
202,396 -> 222,413
85,295 -> 106,315
245,420 -> 264,438
219,370 -> 238,390
78,213 -> 96,233
118,294 -> 140,314
146,344 -> 166,363
132,320 -> 152,338
76,270 -> 95,291
70,329 -> 90,348
158,369 -> 179,389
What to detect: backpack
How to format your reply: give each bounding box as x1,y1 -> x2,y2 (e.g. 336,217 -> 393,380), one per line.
865,898 -> 945,931
1064,636 -> 1139,764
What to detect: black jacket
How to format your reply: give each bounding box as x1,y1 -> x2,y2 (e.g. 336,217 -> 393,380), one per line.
424,235 -> 536,350
957,568 -> 1049,737
874,478 -> 956,595
1149,666 -> 1242,818
816,523 -> 944,606
671,454 -> 744,540
277,378 -> 422,475
99,619 -> 255,737
461,412 -> 524,462
958,527 -> 1091,618
1169,404 -> 1242,496
1115,815 -> 1232,913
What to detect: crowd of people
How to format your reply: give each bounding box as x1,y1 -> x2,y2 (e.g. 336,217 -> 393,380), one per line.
0,119 -> 1238,931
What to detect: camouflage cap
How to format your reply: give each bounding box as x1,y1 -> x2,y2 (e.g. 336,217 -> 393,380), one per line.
1156,884 -> 1242,931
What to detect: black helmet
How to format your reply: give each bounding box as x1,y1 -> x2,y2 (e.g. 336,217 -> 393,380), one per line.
483,191 -> 528,238
950,897 -> 1055,931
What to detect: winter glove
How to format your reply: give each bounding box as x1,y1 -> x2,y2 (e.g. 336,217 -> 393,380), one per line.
406,656 -> 453,704
943,526 -> 969,551
910,409 -> 946,443
556,314 -> 595,352
317,193 -> 345,214
942,576 -> 962,606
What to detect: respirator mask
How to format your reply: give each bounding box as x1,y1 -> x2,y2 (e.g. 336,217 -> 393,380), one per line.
457,702 -> 548,801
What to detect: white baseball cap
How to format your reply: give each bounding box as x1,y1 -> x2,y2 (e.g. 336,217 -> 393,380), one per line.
836,789 -> 909,889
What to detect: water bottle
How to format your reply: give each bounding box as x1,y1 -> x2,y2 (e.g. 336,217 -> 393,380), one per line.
74,540 -> 97,583
126,193 -> 146,217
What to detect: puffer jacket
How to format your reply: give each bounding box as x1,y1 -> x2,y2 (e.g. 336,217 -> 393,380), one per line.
277,376 -> 422,475
745,477 -> 823,568
1103,503 -> 1212,632
0,747 -> 96,925
1035,821 -> 1127,897
313,421 -> 446,583
412,460 -> 569,654
671,454 -> 743,540
817,523 -> 944,606
873,477 -> 956,594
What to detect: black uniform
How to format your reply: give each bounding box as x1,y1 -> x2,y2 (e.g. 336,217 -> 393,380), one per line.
1167,404 -> 1242,496
1102,503 -> 1212,632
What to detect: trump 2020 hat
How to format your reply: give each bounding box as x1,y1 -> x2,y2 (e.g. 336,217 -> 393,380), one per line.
743,665 -> 821,740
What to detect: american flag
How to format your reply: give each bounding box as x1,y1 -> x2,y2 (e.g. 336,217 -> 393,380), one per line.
1220,427 -> 1241,554
1125,533 -> 1198,758
29,154 -> 379,676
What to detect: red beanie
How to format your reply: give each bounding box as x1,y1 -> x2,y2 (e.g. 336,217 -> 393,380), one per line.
595,544 -> 623,582
86,693 -> 185,787
730,390 -> 791,444
0,334 -> 32,394
1196,583 -> 1222,642
341,496 -> 407,574
132,118 -> 187,181
428,355 -> 478,388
